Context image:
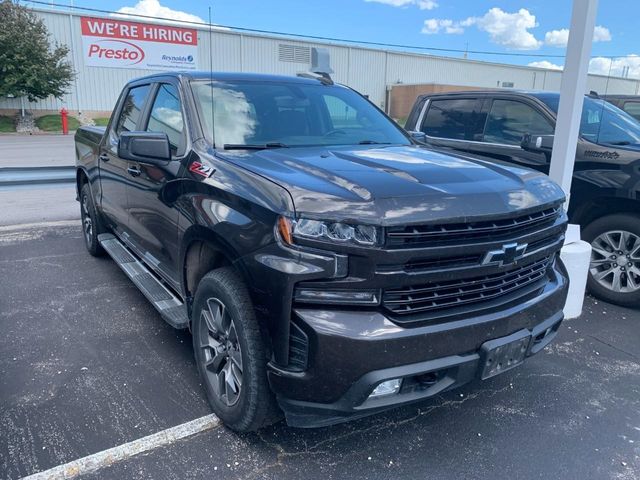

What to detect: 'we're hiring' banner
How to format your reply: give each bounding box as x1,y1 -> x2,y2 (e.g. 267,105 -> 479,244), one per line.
80,16 -> 198,71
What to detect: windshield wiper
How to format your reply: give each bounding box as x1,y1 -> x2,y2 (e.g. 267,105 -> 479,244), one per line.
223,142 -> 289,150
605,141 -> 632,146
358,140 -> 391,145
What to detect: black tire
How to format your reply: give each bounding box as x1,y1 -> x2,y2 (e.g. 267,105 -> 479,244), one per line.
80,183 -> 105,257
192,267 -> 281,432
583,213 -> 640,307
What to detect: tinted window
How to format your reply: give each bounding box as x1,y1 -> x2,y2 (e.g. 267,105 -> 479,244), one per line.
115,85 -> 151,135
421,98 -> 477,140
191,81 -> 410,147
147,84 -> 185,156
484,99 -> 554,145
581,97 -> 640,146
622,102 -> 640,121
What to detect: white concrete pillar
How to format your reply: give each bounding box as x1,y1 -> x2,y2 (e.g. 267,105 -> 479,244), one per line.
548,0 -> 599,319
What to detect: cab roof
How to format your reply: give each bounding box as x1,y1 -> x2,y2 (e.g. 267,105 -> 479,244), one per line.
130,71 -> 328,86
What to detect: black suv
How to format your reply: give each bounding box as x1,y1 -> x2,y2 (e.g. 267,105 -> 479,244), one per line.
75,73 -> 568,430
406,90 -> 640,307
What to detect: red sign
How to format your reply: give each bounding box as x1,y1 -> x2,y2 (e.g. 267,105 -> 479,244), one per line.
80,17 -> 197,45
80,16 -> 198,71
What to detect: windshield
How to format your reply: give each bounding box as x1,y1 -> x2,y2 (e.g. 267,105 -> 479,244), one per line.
539,95 -> 640,146
191,80 -> 410,148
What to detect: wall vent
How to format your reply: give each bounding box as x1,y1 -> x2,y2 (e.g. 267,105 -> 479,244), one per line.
278,44 -> 311,64
501,81 -> 515,88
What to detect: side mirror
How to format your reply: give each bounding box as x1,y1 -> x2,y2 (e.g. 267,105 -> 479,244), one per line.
521,133 -> 554,152
408,131 -> 427,143
118,132 -> 171,164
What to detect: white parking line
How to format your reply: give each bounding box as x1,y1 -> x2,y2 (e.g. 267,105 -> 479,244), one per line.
20,414 -> 221,480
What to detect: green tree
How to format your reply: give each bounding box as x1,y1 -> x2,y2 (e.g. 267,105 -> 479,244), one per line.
0,1 -> 74,105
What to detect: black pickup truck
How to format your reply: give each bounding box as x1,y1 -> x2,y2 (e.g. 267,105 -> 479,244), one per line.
75,72 -> 568,431
406,90 -> 640,307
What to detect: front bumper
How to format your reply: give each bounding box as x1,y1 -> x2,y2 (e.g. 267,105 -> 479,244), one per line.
267,263 -> 568,428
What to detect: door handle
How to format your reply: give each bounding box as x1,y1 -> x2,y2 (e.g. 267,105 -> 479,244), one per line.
127,166 -> 141,177
99,153 -> 110,162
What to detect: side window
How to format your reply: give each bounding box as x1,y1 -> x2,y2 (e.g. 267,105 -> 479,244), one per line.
115,85 -> 151,136
146,83 -> 186,156
323,95 -> 359,129
622,102 -> 640,121
483,99 -> 554,145
421,98 -> 478,140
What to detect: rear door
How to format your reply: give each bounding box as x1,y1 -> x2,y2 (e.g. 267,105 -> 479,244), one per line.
465,96 -> 555,172
417,96 -> 484,153
125,81 -> 187,288
99,83 -> 152,233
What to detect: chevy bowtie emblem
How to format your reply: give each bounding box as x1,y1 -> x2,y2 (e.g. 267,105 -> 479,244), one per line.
482,242 -> 528,267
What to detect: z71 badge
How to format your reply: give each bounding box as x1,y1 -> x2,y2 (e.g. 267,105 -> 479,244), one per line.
189,161 -> 214,178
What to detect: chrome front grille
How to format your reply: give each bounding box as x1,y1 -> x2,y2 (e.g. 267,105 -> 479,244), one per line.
383,256 -> 553,317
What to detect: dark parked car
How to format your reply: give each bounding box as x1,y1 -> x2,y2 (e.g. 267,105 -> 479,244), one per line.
406,90 -> 640,307
602,94 -> 640,122
75,73 -> 568,431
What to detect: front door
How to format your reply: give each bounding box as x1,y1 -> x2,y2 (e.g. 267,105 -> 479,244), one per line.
99,84 -> 152,234
125,82 -> 186,288
465,97 -> 554,173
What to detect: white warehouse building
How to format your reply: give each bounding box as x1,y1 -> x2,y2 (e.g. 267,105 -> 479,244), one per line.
2,6 -> 640,118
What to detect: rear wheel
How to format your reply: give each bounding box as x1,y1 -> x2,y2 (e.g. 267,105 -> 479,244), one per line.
192,267 -> 281,431
583,213 -> 640,307
80,183 -> 105,257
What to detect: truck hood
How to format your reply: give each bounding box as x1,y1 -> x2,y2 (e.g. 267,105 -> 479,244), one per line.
216,145 -> 565,226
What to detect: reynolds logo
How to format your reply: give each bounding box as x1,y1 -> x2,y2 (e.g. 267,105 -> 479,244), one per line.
162,54 -> 195,63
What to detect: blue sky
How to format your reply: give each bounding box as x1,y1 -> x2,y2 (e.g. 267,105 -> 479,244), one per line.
40,0 -> 640,76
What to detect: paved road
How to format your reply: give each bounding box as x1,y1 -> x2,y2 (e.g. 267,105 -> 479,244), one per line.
0,135 -> 74,168
1,223 -> 639,480
0,185 -> 78,226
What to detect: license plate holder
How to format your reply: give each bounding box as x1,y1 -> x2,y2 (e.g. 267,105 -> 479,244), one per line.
480,329 -> 531,380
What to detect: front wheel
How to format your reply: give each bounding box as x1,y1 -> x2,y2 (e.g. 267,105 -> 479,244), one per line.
583,213 -> 640,307
192,267 -> 281,432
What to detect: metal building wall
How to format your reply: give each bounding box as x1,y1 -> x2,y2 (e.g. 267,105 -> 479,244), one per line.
2,7 -> 640,114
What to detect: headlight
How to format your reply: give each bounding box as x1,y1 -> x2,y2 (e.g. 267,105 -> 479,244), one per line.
278,217 -> 379,246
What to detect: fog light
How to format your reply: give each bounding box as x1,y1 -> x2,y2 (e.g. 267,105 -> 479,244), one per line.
368,379 -> 402,399
294,289 -> 379,305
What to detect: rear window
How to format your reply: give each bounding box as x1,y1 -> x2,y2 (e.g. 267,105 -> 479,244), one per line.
421,98 -> 478,140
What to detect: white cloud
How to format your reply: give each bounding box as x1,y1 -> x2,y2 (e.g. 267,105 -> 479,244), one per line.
422,18 -> 463,34
528,60 -> 563,70
469,8 -> 542,50
417,0 -> 438,9
594,26 -> 612,42
544,29 -> 569,47
421,8 -> 542,50
545,25 -> 611,48
365,0 -> 438,9
115,0 -> 204,24
527,55 -> 640,79
589,55 -> 640,78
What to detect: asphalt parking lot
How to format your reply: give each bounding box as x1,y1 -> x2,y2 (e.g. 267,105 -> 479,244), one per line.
1,221 -> 639,480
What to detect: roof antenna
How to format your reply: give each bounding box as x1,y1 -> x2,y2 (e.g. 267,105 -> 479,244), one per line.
208,6 -> 215,148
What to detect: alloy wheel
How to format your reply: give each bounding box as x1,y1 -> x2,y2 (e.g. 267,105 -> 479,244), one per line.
81,193 -> 93,246
590,230 -> 640,293
198,297 -> 243,406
